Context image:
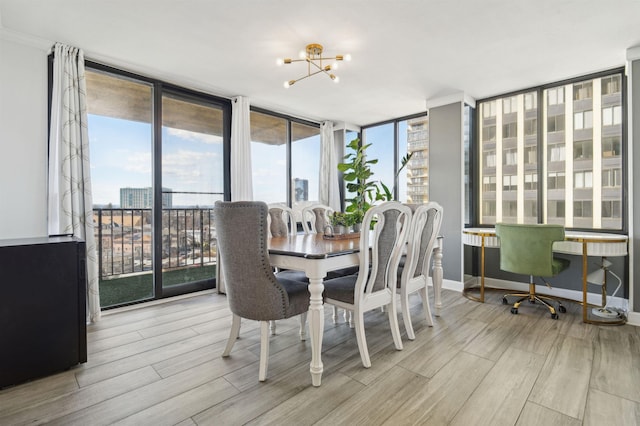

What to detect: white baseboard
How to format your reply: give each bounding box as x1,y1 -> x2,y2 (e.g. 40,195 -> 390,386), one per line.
441,278 -> 464,293
627,311 -> 640,326
447,275 -> 638,326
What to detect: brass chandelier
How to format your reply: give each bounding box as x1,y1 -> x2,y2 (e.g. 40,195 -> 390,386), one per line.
277,43 -> 351,88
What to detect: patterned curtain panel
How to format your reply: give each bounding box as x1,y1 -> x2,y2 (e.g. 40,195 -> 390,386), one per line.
320,121 -> 340,211
231,96 -> 253,201
48,42 -> 101,322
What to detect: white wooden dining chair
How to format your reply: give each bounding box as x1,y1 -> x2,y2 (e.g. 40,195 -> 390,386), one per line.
323,202 -> 411,368
398,202 -> 443,339
267,204 -> 296,237
300,204 -> 334,234
267,204 -> 308,336
300,203 -> 360,325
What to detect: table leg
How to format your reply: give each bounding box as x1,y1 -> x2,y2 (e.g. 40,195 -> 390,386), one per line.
433,237 -> 444,316
307,276 -> 325,386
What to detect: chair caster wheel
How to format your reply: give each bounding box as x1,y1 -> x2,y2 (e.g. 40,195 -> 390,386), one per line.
558,305 -> 567,313
551,313 -> 559,320
502,297 -> 509,305
510,307 -> 518,315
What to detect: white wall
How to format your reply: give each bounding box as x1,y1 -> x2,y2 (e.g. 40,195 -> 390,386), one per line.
0,35 -> 49,238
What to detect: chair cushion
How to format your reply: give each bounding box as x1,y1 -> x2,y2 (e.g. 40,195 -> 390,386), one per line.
276,276 -> 311,318
278,265 -> 360,281
552,257 -> 571,276
327,266 -> 360,279
276,269 -> 309,282
323,274 -> 358,304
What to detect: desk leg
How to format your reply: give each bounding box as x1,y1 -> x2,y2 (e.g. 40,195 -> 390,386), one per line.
462,236 -> 486,303
582,241 -> 588,323
433,237 -> 444,316
307,277 -> 325,387
480,237 -> 485,302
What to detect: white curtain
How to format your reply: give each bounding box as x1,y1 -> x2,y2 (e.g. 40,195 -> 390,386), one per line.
231,96 -> 253,201
320,121 -> 341,211
48,43 -> 101,322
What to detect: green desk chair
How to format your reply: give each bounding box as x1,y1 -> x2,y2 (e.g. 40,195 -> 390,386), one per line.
495,223 -> 571,319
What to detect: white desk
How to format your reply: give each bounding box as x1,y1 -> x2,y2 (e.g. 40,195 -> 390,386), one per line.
462,227 -> 628,324
268,233 -> 444,386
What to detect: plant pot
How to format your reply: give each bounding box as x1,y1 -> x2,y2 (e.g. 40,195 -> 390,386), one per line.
334,225 -> 348,235
352,223 -> 362,233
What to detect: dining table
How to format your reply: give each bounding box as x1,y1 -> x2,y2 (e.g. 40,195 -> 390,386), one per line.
267,232 -> 444,387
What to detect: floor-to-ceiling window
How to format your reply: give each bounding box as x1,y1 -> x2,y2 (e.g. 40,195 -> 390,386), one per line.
342,129 -> 360,206
250,111 -> 288,204
364,122 -> 395,199
160,91 -> 225,293
86,70 -> 155,307
291,122 -> 321,211
477,69 -> 624,231
250,109 -> 320,213
361,113 -> 429,203
85,64 -> 230,308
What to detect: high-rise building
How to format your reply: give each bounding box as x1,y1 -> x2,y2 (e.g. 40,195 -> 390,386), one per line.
405,116 -> 429,203
120,187 -> 173,209
478,72 -> 623,230
293,178 -> 308,202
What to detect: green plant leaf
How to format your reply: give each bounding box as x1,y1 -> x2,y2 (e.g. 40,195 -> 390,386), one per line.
379,181 -> 393,201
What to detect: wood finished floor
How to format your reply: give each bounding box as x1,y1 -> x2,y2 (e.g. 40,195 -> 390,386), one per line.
1,289 -> 640,425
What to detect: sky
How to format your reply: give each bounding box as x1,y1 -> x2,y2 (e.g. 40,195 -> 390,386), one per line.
88,114 -> 223,207
89,114 -> 321,207
88,115 -> 409,209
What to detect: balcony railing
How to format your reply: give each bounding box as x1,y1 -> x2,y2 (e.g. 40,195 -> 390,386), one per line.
94,208 -> 217,279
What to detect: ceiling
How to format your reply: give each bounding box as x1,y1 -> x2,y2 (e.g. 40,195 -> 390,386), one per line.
1,0 -> 640,127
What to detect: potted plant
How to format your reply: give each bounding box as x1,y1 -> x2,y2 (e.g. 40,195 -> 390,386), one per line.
329,211 -> 350,235
338,138 -> 413,227
338,138 -> 379,227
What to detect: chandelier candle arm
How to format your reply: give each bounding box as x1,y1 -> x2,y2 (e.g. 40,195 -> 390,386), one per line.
278,43 -> 350,88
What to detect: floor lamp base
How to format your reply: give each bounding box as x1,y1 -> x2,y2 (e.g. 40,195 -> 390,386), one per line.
591,307 -> 621,319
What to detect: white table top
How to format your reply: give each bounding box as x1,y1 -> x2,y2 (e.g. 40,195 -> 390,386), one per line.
462,227 -> 628,257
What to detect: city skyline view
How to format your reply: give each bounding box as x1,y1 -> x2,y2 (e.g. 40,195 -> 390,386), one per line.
89,114 -> 224,207
89,111 -> 425,209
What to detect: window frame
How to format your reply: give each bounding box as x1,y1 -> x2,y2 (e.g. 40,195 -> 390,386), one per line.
249,106 -> 321,208
78,60 -> 232,308
473,67 -> 627,233
361,111 -> 429,203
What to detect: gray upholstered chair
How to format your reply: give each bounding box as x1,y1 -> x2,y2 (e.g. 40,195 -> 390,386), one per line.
495,223 -> 570,319
323,202 -> 411,368
213,201 -> 309,381
397,202 -> 443,339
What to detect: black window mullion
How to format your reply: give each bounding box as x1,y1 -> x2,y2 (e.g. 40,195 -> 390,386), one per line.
394,121 -> 399,201
152,82 -> 163,297
537,87 -> 544,223
286,120 -> 292,207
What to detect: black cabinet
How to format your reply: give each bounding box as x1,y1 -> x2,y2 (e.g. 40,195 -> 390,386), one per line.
0,236 -> 87,388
